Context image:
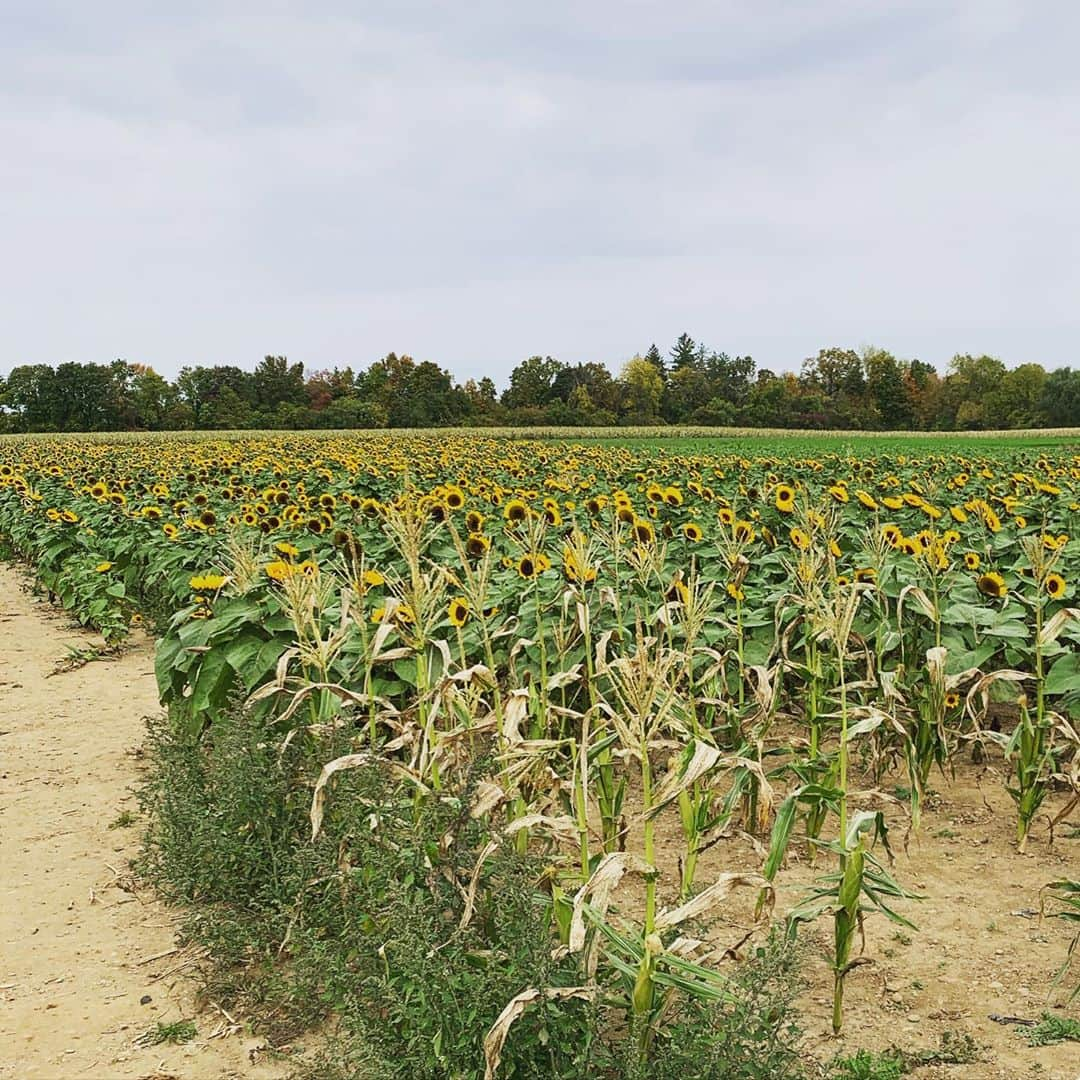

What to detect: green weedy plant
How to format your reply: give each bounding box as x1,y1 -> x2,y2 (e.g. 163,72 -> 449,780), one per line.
1023,1011 -> 1080,1047
829,1049 -> 906,1080
1041,878 -> 1080,1003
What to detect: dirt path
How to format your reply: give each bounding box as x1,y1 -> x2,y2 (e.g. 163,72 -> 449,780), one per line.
0,564 -> 286,1080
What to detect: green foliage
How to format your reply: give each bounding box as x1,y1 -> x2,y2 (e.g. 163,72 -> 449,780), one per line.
1024,1012 -> 1080,1047
829,1032 -> 979,1079
139,705 -> 805,1080
830,1050 -> 906,1080
136,1019 -> 197,1046
4,337 -> 1080,434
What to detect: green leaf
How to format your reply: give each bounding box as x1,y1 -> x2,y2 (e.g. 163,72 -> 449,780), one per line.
1045,652 -> 1080,695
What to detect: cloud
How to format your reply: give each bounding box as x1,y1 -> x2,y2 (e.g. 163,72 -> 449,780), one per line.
2,2 -> 1078,381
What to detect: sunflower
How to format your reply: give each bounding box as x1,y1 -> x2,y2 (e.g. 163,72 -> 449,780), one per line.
945,691 -> 961,709
828,484 -> 849,503
632,518 -> 655,545
448,597 -> 470,626
199,509 -> 217,527
94,561 -> 113,573
789,526 -> 811,551
265,560 -> 292,583
717,506 -> 735,526
393,602 -> 416,625
963,551 -> 981,570
682,522 -> 703,542
163,523 -> 179,539
190,573 -> 227,591
666,579 -> 690,605
465,532 -> 491,558
726,581 -> 745,602
733,520 -> 755,543
976,572 -> 1007,599
504,498 -> 529,525
855,489 -> 878,510
774,485 -> 795,513
517,554 -> 538,579
854,567 -> 876,583
465,509 -> 485,533
1045,573 -> 1067,599
881,523 -> 902,548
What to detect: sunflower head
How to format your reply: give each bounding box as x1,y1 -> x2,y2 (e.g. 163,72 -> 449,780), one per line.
465,532 -> 491,559
190,573 -> 228,591
665,579 -> 690,605
789,526 -> 811,551
504,499 -> 529,525
448,597 -> 470,627
976,572 -> 1007,599
1045,573 -> 1066,599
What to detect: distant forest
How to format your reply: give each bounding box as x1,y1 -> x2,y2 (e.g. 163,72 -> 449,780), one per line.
2,335 -> 1078,433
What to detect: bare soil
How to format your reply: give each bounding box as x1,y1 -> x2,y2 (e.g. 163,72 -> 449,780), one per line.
0,564 -> 287,1080
682,747 -> 1080,1078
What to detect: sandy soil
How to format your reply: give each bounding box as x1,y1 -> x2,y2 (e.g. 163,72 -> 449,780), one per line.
681,745 -> 1080,1078
0,564 -> 287,1080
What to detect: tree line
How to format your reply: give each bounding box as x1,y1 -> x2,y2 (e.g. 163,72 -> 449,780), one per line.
1,336 -> 1078,433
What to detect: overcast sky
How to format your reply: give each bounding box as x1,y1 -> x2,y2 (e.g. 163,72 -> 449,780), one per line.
2,1 -> 1078,384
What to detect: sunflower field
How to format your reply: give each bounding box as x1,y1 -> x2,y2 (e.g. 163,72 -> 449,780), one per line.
1,429 -> 1079,1074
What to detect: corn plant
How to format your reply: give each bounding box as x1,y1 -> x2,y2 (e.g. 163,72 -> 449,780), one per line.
788,809 -> 919,1034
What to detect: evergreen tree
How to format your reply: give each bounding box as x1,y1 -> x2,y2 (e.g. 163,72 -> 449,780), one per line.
670,333 -> 698,371
644,343 -> 666,377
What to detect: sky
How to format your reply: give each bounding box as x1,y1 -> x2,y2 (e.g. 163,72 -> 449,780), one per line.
2,1 -> 1079,385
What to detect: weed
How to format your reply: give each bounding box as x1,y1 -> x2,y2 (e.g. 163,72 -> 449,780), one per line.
135,1019 -> 196,1046
829,1049 -> 906,1080
1025,1012 -> 1080,1047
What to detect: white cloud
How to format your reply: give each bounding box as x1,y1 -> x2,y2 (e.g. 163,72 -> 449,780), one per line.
2,2 -> 1078,380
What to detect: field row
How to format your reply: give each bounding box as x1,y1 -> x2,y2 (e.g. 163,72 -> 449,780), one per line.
1,431 -> 1078,1076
